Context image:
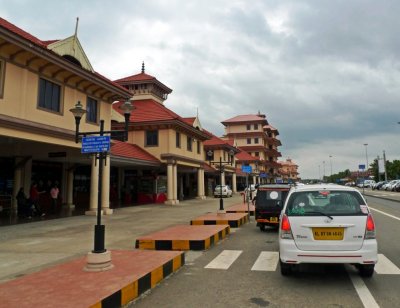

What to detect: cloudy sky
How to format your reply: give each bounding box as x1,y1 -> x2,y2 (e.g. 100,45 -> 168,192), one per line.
2,0 -> 400,179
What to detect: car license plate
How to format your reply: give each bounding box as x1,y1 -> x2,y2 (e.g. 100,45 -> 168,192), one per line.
312,227 -> 344,240
269,217 -> 278,223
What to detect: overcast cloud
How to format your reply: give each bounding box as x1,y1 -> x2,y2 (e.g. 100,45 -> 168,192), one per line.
2,0 -> 400,179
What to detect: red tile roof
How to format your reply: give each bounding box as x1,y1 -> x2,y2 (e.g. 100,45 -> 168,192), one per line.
114,72 -> 156,83
0,18 -> 47,48
235,149 -> 259,161
221,114 -> 267,125
0,17 -> 131,97
114,99 -> 182,122
111,141 -> 160,162
182,117 -> 196,126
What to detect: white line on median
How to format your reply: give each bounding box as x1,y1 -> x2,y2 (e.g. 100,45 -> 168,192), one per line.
251,251 -> 279,271
369,207 -> 400,221
347,269 -> 380,308
375,254 -> 400,274
205,250 -> 242,270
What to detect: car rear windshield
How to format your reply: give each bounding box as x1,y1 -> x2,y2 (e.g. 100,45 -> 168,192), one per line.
255,189 -> 290,208
285,190 -> 368,216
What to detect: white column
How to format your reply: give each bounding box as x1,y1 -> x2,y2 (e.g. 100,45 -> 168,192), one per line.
165,163 -> 175,205
221,171 -> 226,186
102,155 -> 112,215
66,167 -> 74,208
253,176 -> 256,185
86,155 -> 99,216
173,164 -> 179,204
232,173 -> 237,193
196,168 -> 206,199
201,168 -> 206,198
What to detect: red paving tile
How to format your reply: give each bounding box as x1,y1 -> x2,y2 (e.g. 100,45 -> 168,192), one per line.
190,212 -> 248,228
135,225 -> 231,250
0,250 -> 183,308
226,203 -> 255,214
136,225 -> 228,240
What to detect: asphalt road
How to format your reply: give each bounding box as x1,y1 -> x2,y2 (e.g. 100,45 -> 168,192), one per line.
129,194 -> 400,308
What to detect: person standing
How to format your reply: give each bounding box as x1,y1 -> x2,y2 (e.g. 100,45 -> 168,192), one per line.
30,183 -> 45,217
16,187 -> 31,218
50,184 -> 60,214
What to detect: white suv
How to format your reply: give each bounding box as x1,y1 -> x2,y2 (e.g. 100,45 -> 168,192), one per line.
279,184 -> 377,277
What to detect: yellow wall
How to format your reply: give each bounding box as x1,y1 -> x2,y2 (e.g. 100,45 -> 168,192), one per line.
0,61 -> 111,146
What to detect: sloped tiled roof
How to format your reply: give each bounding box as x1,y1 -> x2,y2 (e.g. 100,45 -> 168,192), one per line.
221,114 -> 267,125
182,117 -> 196,126
111,141 -> 160,162
235,149 -> 259,161
114,72 -> 156,83
0,17 -> 131,97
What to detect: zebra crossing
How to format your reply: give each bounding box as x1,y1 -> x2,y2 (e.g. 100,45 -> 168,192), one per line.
205,250 -> 400,275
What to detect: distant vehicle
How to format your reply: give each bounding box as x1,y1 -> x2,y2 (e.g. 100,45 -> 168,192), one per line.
383,180 -> 399,191
279,184 -> 377,277
213,185 -> 232,198
357,180 -> 375,188
254,184 -> 291,231
373,181 -> 387,190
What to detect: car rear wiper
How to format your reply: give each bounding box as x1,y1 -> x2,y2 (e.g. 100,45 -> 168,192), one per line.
305,211 -> 333,220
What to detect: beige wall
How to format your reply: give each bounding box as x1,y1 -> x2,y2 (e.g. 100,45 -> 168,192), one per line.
127,128 -> 204,166
0,61 -> 111,146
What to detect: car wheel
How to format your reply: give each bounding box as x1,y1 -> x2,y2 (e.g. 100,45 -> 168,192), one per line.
259,224 -> 266,231
359,264 -> 374,277
280,260 -> 292,276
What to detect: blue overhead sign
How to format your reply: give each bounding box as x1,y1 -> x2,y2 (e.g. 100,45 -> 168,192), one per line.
241,165 -> 252,173
359,164 -> 366,170
82,136 -> 111,153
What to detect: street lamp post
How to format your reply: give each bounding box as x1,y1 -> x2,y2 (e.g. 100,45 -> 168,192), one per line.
329,155 -> 333,182
70,100 -> 132,270
364,143 -> 369,177
207,149 -> 235,212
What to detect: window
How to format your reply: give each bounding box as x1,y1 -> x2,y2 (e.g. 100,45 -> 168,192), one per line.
38,78 -> 61,112
246,124 -> 251,130
247,138 -> 251,144
86,97 -> 98,123
197,140 -> 201,154
254,138 -> 259,144
0,59 -> 5,98
176,132 -> 181,148
146,130 -> 158,146
255,152 -> 259,157
254,124 -> 258,130
187,136 -> 192,151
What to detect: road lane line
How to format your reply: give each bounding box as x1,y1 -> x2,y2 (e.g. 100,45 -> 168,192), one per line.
348,270 -> 379,308
369,207 -> 400,221
205,250 -> 242,270
375,254 -> 400,274
251,251 -> 279,271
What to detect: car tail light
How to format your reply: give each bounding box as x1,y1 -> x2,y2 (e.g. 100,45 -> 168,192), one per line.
365,213 -> 376,239
280,214 -> 293,239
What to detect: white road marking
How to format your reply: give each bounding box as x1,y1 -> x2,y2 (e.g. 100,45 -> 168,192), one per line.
348,269 -> 380,308
251,251 -> 279,271
205,250 -> 242,270
369,207 -> 400,221
375,254 -> 400,274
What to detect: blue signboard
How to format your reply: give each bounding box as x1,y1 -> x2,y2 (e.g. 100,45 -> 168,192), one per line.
82,136 -> 111,153
241,165 -> 252,173
359,164 -> 366,170
260,172 -> 267,178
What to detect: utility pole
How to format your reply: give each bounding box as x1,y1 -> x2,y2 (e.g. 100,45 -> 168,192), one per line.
383,150 -> 387,181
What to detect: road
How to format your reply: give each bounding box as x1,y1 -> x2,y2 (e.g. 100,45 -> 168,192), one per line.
129,194 -> 400,308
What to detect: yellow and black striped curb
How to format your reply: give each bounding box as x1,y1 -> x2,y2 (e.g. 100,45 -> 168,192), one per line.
89,253 -> 185,308
135,226 -> 230,250
190,215 -> 248,228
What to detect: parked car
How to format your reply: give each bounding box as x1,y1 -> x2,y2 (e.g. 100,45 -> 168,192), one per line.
384,180 -> 400,191
279,184 -> 377,277
213,185 -> 232,198
253,184 -> 291,231
375,181 -> 387,190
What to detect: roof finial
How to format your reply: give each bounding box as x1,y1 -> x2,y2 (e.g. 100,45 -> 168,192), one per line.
196,107 -> 199,118
74,17 -> 79,37
141,61 -> 145,73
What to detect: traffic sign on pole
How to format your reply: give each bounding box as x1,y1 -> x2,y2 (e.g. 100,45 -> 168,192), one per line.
82,136 -> 111,153
241,165 -> 252,173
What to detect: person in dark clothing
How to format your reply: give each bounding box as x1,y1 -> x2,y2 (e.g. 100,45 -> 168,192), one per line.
16,187 -> 31,218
